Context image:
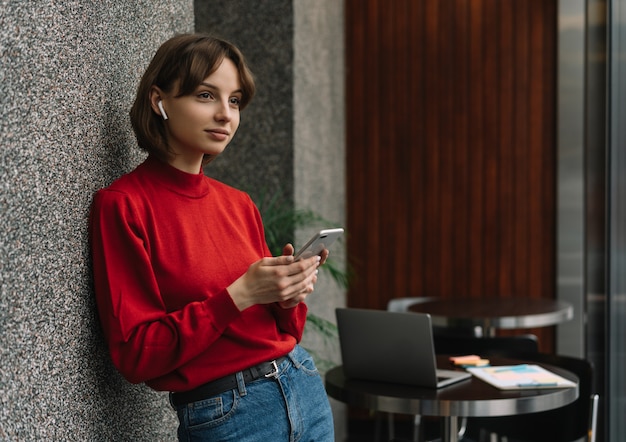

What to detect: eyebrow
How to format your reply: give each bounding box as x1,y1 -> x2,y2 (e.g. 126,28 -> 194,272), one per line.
199,82 -> 243,95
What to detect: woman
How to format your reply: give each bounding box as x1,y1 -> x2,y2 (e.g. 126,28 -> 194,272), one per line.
90,33 -> 334,441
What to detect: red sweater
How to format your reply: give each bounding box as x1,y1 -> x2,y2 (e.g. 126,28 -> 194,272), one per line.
90,156 -> 307,392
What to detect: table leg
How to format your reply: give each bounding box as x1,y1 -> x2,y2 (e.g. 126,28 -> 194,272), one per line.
442,416 -> 459,442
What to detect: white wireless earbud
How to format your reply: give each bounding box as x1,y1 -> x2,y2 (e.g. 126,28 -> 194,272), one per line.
157,100 -> 169,120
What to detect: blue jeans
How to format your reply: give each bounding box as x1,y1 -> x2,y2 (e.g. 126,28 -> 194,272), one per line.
173,345 -> 334,441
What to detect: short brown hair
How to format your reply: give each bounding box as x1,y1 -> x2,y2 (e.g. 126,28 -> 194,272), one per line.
130,34 -> 256,164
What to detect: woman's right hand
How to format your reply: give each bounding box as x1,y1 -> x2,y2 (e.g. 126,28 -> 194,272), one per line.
227,253 -> 321,311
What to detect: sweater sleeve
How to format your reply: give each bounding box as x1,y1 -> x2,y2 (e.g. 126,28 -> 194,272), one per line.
271,302 -> 308,342
89,190 -> 242,384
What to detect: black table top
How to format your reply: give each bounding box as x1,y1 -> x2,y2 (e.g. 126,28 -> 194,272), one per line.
325,356 -> 579,417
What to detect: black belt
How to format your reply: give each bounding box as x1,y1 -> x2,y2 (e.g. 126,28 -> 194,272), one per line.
170,356 -> 288,407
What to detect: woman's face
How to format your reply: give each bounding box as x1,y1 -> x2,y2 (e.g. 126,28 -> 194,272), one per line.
154,57 -> 242,173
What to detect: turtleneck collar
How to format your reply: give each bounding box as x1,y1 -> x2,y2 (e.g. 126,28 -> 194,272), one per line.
142,155 -> 210,198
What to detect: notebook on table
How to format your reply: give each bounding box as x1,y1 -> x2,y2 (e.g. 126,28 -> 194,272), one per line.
335,308 -> 471,388
466,364 -> 577,390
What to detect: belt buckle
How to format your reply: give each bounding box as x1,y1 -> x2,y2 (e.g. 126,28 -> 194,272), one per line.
264,360 -> 280,379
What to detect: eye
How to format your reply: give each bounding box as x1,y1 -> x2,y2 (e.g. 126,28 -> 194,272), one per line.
198,91 -> 215,100
229,96 -> 241,108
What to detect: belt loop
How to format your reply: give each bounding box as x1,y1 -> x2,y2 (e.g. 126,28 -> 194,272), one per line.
287,346 -> 298,368
235,371 -> 247,397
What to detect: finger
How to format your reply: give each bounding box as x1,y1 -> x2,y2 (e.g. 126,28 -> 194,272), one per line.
299,270 -> 318,294
282,243 -> 295,256
282,255 -> 320,278
319,249 -> 330,265
261,254 -> 294,267
277,268 -> 317,302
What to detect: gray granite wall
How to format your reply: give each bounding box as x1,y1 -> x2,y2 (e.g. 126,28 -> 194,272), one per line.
0,2 -> 193,440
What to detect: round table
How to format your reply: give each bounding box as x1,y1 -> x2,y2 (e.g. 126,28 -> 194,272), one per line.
408,297 -> 574,336
325,356 -> 579,442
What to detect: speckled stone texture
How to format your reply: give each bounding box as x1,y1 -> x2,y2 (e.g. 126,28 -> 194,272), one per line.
0,1 -> 193,440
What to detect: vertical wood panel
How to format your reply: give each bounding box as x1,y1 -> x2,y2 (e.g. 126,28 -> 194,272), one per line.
345,0 -> 556,351
407,0 -> 426,298
499,0 -> 514,296
513,0 -> 531,300
468,0 -> 486,298
453,0 -> 471,300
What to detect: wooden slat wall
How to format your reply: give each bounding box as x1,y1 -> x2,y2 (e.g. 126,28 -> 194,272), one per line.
345,0 -> 557,351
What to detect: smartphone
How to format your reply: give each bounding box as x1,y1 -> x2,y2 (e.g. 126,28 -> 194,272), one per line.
294,228 -> 344,261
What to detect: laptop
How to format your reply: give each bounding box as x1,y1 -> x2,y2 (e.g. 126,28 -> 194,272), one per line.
335,308 -> 472,388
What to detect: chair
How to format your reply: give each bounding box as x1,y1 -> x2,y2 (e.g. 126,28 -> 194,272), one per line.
465,353 -> 598,442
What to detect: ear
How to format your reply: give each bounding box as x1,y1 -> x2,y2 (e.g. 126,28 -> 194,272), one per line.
150,86 -> 166,118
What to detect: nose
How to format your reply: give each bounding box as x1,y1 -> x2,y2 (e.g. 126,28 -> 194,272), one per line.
214,100 -> 232,122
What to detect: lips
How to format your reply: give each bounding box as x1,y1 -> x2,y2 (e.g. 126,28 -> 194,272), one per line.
206,128 -> 229,141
